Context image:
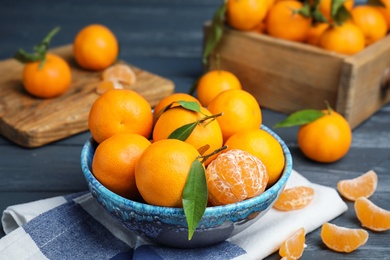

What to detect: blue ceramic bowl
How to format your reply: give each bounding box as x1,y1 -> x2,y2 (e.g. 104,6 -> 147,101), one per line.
81,125 -> 293,248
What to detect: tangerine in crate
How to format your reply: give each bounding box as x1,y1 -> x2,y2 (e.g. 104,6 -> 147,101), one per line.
81,125 -> 293,248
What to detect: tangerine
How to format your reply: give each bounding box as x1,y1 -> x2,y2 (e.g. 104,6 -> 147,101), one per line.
206,149 -> 268,206
265,0 -> 312,42
337,170 -> 378,201
319,22 -> 365,55
279,227 -> 306,260
92,133 -> 151,199
95,79 -> 123,95
297,109 -> 352,163
351,5 -> 388,46
135,139 -> 202,207
224,128 -> 285,186
305,23 -> 329,46
73,24 -> 119,71
355,197 -> 390,232
102,63 -> 136,86
376,0 -> 390,29
153,92 -> 201,119
320,222 -> 369,253
273,186 -> 315,211
152,106 -> 223,165
88,89 -> 153,143
196,70 -> 242,107
22,53 -> 72,98
208,89 -> 262,142
226,0 -> 269,31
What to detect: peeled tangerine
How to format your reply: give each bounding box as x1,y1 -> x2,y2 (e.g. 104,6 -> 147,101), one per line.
206,149 -> 269,206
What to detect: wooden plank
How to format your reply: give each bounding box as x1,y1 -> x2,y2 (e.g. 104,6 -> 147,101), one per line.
337,35 -> 390,128
0,45 -> 175,148
204,22 -> 346,114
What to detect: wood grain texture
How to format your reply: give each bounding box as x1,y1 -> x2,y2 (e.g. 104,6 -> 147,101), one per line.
0,45 -> 174,148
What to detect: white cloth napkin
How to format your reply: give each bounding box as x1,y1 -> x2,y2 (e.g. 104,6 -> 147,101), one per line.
0,170 -> 347,260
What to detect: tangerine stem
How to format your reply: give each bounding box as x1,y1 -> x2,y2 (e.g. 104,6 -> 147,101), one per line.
198,112 -> 223,126
325,100 -> 332,115
199,145 -> 227,164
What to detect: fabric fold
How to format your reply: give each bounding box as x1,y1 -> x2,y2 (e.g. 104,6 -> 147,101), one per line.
1,170 -> 348,260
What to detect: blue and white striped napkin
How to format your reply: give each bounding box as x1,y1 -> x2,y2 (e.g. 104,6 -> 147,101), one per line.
0,170 -> 347,260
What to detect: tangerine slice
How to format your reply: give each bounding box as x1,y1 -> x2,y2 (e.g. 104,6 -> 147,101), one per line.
206,149 -> 269,206
96,79 -> 123,95
321,223 -> 369,253
273,186 -> 315,211
102,63 -> 136,85
279,227 -> 306,260
337,170 -> 378,201
355,197 -> 390,231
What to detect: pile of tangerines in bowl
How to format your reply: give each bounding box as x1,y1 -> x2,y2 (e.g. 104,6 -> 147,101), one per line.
83,64 -> 296,248
222,0 -> 390,55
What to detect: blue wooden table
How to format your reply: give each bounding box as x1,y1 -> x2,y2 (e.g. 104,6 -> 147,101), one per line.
0,1 -> 389,259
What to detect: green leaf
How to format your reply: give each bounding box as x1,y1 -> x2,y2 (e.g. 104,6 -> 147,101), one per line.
202,2 -> 227,65
331,0 -> 351,25
168,122 -> 197,141
177,100 -> 201,113
14,26 -> 60,66
297,2 -> 312,18
274,109 -> 325,128
182,160 -> 208,240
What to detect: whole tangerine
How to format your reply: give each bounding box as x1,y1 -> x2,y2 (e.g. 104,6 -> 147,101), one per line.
92,133 -> 151,200
135,139 -> 203,207
88,89 -> 153,143
22,53 -> 72,98
298,109 -> 352,163
73,24 -> 119,71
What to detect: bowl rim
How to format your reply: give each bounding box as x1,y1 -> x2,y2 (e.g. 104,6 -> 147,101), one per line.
81,124 -> 293,216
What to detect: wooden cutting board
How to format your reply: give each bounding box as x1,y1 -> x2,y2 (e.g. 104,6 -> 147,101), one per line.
0,45 -> 175,148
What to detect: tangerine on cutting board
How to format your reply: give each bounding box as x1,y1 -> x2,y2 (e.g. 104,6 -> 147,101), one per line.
92,133 -> 151,199
206,149 -> 269,206
88,89 -> 153,143
102,63 -> 137,86
207,89 -> 262,142
273,186 -> 315,211
135,139 -> 203,207
279,227 -> 306,260
224,128 -> 285,187
355,197 -> 390,232
73,24 -> 119,71
337,170 -> 378,201
96,79 -> 123,95
321,222 -> 369,253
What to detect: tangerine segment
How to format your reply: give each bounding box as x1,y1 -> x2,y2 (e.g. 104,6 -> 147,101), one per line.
273,186 -> 315,211
337,170 -> 378,201
102,63 -> 137,85
355,197 -> 390,232
279,227 -> 306,260
206,149 -> 269,206
96,79 -> 123,95
321,223 -> 369,253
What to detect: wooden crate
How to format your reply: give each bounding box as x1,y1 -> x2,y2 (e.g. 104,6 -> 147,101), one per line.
203,22 -> 390,129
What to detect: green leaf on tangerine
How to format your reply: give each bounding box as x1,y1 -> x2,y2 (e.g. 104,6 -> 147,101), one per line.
182,159 -> 208,240
274,109 -> 325,128
177,100 -> 201,113
168,122 -> 197,141
331,0 -> 351,25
